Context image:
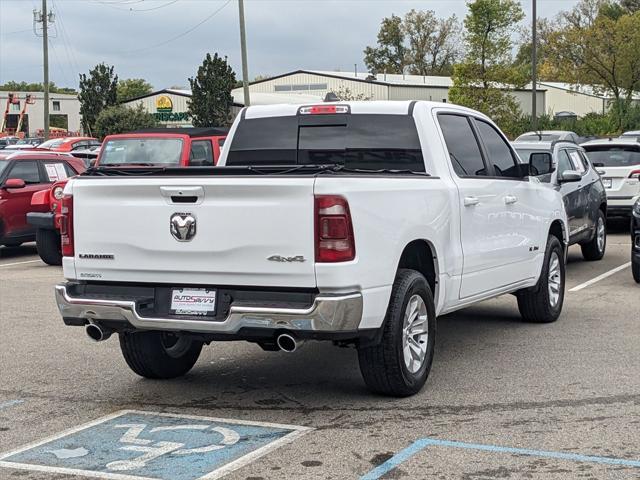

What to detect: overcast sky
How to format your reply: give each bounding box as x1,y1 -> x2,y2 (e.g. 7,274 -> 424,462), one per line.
0,0 -> 580,90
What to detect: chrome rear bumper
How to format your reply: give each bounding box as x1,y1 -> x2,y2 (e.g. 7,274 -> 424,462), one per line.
55,283 -> 363,334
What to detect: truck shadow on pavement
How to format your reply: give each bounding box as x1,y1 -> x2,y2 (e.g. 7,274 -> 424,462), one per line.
0,242 -> 37,259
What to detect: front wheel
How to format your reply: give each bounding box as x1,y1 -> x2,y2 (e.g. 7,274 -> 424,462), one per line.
517,235 -> 565,323
36,228 -> 62,265
581,210 -> 606,261
357,269 -> 436,397
119,331 -> 203,379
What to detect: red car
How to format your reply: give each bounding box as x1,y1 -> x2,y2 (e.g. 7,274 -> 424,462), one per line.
96,128 -> 227,167
36,136 -> 101,153
0,153 -> 85,251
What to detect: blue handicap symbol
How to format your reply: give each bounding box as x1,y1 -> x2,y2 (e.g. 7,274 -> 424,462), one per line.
0,410 -> 309,480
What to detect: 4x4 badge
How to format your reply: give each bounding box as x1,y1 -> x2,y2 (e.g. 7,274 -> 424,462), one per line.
170,212 -> 196,242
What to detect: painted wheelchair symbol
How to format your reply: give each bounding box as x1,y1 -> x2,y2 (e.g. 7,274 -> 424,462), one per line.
106,423 -> 240,471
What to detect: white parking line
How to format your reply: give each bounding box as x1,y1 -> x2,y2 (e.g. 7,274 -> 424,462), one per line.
569,262 -> 632,292
0,259 -> 41,267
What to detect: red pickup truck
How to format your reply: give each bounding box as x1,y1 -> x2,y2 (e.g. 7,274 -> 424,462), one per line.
27,128 -> 227,265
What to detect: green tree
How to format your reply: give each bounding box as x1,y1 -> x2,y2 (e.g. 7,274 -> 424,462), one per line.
329,86 -> 373,101
78,63 -> 118,135
364,14 -> 408,74
187,53 -> 236,127
93,104 -> 158,139
0,81 -> 76,94
449,0 -> 526,129
363,11 -> 460,75
117,78 -> 153,103
545,1 -> 640,130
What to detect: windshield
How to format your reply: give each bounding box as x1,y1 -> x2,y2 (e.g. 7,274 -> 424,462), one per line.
99,138 -> 183,166
38,139 -> 65,149
514,148 -> 551,163
226,114 -> 425,172
584,146 -> 640,167
0,160 -> 8,176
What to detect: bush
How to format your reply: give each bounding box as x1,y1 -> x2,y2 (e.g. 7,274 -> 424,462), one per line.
94,104 -> 158,139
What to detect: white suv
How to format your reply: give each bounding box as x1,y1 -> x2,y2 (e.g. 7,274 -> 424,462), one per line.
581,138 -> 640,217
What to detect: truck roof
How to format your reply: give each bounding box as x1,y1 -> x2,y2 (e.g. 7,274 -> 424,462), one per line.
241,100 -> 488,120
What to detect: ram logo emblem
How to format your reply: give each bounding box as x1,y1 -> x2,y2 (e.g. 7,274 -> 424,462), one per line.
170,212 -> 197,242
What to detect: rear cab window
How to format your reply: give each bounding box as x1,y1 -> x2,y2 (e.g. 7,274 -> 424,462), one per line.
189,140 -> 214,166
226,114 -> 425,172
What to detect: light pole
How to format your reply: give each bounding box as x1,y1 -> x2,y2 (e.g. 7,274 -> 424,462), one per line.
238,0 -> 250,107
33,0 -> 53,140
531,0 -> 537,131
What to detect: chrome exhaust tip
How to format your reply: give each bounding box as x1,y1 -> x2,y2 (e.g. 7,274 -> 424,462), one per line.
85,323 -> 111,342
276,333 -> 299,353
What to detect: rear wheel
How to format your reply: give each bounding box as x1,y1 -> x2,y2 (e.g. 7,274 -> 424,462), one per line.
119,331 -> 203,379
357,269 -> 436,397
517,235 -> 565,323
633,255 -> 640,284
581,210 -> 606,261
36,229 -> 62,265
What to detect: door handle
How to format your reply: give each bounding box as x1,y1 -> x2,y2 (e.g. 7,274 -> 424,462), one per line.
464,196 -> 480,206
504,195 -> 518,205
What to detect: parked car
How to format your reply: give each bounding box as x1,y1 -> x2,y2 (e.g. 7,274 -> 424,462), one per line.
632,199 -> 640,283
3,137 -> 45,150
96,128 -> 228,167
55,101 -> 568,397
581,138 -> 640,217
35,136 -> 101,153
0,153 -> 85,248
620,130 -> 640,141
513,140 -> 607,260
514,130 -> 582,144
0,136 -> 19,150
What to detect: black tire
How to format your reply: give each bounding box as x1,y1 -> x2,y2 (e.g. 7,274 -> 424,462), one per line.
119,331 -> 203,379
517,235 -> 565,323
357,269 -> 436,397
36,229 -> 62,265
633,257 -> 640,284
581,210 -> 606,261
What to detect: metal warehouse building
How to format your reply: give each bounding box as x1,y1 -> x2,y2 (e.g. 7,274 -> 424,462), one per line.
122,69 -> 639,128
0,91 -> 81,136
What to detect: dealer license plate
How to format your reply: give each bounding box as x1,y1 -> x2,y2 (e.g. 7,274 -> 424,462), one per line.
603,178 -> 612,189
171,288 -> 216,316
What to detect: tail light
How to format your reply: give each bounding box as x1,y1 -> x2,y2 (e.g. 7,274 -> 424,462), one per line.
315,195 -> 355,262
629,170 -> 640,179
60,193 -> 74,257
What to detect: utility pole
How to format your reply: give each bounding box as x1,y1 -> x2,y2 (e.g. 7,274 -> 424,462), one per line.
34,1 -> 53,140
238,0 -> 250,107
531,0 -> 537,131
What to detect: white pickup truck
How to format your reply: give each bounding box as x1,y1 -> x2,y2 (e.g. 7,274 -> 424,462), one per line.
56,101 -> 569,396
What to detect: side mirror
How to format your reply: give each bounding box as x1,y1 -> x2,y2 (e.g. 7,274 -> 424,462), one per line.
529,152 -> 553,176
559,170 -> 581,183
2,178 -> 26,189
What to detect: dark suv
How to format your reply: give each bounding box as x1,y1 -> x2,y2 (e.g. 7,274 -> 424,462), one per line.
514,140 -> 608,261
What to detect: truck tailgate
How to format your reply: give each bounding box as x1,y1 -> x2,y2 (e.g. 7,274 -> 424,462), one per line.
69,177 -> 317,287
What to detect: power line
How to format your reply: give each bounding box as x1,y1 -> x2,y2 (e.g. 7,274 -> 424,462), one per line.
92,0 -> 179,11
119,0 -> 231,55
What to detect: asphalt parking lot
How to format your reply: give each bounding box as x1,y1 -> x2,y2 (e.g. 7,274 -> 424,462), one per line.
0,224 -> 638,480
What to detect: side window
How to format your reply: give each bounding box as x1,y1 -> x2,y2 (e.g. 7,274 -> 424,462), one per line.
189,140 -> 214,166
568,150 -> 586,174
475,120 -> 520,178
438,114 -> 488,177
7,161 -> 41,184
557,150 -> 573,176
